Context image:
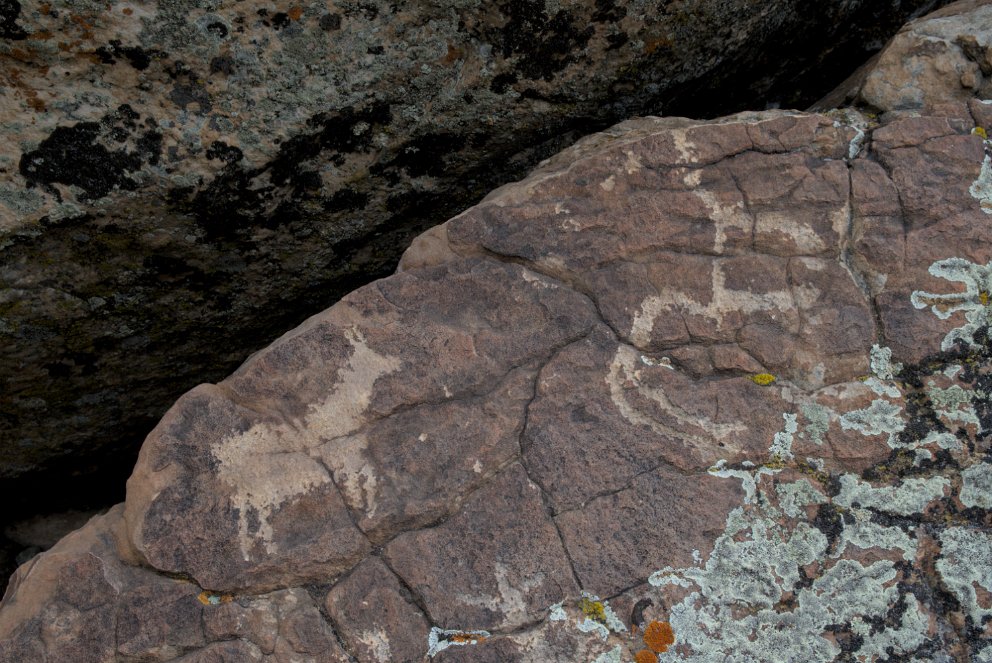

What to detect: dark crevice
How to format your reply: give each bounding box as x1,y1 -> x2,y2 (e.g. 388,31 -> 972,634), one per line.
375,550 -> 437,631
515,340 -> 592,594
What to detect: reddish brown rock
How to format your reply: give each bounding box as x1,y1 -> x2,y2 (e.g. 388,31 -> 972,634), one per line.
554,463 -> 745,597
3,4 -> 992,661
385,463 -> 578,631
325,557 -> 431,663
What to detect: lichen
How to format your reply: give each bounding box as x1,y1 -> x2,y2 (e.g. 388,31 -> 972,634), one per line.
911,258 -> 992,350
927,380 -> 984,431
426,627 -> 490,657
635,650 -> 659,663
592,645 -> 623,663
197,591 -> 233,606
768,412 -> 799,460
776,478 -> 827,518
839,398 -> 905,447
483,258 -> 991,661
865,344 -> 903,397
642,621 -> 674,653
960,462 -> 992,509
750,372 -> 776,386
833,473 -> 948,516
799,402 -> 830,445
936,527 -> 992,626
972,151 -> 992,214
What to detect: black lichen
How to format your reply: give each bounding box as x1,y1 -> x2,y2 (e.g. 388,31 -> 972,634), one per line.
19,105 -> 162,200
0,0 -> 26,40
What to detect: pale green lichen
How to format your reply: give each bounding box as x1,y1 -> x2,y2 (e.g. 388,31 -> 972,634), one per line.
839,398 -> 905,447
870,344 -> 902,380
707,460 -> 774,504
909,430 -> 962,464
936,527 -> 992,626
971,154 -> 992,214
927,381 -> 984,431
960,462 -> 992,509
834,473 -> 948,516
834,507 -> 918,561
776,478 -> 827,518
865,344 -> 902,397
799,403 -> 830,445
768,413 -> 799,460
849,594 -> 928,660
911,258 -> 992,351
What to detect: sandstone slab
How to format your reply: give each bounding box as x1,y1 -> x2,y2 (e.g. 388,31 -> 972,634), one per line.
2,4 -> 992,660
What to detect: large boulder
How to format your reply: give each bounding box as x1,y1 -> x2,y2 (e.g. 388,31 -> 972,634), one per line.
3,1 -> 992,660
0,0 -> 950,520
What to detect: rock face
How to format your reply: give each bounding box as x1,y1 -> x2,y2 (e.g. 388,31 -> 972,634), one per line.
0,0 -> 950,519
3,1 -> 992,661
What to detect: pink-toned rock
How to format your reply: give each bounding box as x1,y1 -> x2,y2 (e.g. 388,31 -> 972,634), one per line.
3,3 -> 992,660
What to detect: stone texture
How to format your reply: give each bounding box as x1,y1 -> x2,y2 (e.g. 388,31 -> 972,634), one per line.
325,557 -> 431,663
859,0 -> 992,113
0,0 -> 952,524
2,3 -> 992,661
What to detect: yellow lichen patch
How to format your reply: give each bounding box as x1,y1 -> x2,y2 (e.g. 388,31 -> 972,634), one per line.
635,649 -> 659,663
643,620 -> 675,653
975,127 -> 989,140
980,291 -> 989,306
197,591 -> 233,606
578,596 -> 608,623
764,455 -> 788,470
750,373 -> 776,386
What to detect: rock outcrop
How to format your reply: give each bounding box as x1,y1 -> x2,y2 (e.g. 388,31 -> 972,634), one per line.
3,1 -> 992,661
0,0 -> 950,521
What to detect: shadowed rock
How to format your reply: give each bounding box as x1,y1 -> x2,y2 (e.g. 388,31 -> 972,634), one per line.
2,2 -> 992,661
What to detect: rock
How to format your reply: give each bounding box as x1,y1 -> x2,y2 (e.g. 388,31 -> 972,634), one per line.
822,0 -> 992,115
3,2 -> 992,660
0,0 -> 951,521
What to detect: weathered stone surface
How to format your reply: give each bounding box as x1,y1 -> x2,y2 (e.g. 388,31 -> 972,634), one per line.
3,3 -> 992,660
0,0 -> 952,527
123,258 -> 596,591
325,556 -> 431,663
858,0 -> 992,113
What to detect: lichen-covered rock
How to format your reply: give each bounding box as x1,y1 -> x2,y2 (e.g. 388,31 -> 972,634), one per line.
0,0 -> 951,522
3,3 -> 992,661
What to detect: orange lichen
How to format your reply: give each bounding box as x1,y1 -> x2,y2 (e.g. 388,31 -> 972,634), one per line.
197,591 -> 233,606
449,633 -> 486,644
750,373 -> 776,386
288,7 -> 304,20
643,620 -> 675,653
634,649 -> 659,663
